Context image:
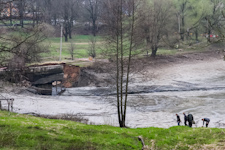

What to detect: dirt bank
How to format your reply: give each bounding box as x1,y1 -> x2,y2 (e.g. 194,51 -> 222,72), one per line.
1,50 -> 225,128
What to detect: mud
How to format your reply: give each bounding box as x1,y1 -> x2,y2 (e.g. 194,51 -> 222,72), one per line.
1,50 -> 225,128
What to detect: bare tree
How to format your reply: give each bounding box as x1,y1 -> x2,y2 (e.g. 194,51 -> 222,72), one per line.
175,0 -> 188,41
60,0 -> 79,42
42,0 -> 61,26
87,36 -> 97,58
16,0 -> 26,28
0,24 -> 52,82
84,0 -> 100,36
9,0 -> 13,25
68,40 -> 76,60
102,0 -> 141,127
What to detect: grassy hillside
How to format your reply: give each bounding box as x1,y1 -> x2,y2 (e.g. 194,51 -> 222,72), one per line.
0,110 -> 225,150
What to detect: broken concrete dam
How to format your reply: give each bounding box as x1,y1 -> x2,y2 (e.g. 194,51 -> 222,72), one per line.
26,63 -> 82,95
0,63 -> 82,95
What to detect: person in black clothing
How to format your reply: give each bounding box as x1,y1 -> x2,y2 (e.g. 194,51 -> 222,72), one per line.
187,113 -> 194,127
202,118 -> 210,127
176,114 -> 181,126
183,112 -> 188,126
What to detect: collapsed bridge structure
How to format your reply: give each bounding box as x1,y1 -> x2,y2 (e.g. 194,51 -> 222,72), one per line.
26,63 -> 81,95
0,63 -> 81,95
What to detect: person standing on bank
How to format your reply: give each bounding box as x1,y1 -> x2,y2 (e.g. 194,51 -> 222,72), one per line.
183,112 -> 188,126
176,114 -> 181,126
187,113 -> 194,127
202,118 -> 210,127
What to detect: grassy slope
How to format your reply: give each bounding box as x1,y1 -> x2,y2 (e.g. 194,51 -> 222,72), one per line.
0,110 -> 225,150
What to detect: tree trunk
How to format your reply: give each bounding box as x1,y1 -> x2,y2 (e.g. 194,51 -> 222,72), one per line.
10,2 -> 12,26
93,20 -> 96,36
64,27 -> 68,41
180,16 -> 185,41
151,46 -> 157,57
119,120 -> 126,127
33,11 -> 35,27
19,0 -> 24,28
195,28 -> 198,42
69,22 -> 72,39
20,9 -> 24,28
64,34 -> 68,42
54,15 -> 57,26
146,36 -> 150,56
207,28 -> 211,42
64,24 -> 69,42
36,7 -> 39,25
20,18 -> 24,28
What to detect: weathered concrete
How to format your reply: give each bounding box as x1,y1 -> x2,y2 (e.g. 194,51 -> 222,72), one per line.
32,73 -> 64,85
26,65 -> 64,82
26,86 -> 52,95
25,64 -> 65,95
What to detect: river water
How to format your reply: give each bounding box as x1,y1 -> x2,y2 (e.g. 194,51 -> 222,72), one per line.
1,58 -> 225,128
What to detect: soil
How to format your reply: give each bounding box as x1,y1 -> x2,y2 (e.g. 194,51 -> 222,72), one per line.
84,49 -> 224,87
1,49 -> 225,128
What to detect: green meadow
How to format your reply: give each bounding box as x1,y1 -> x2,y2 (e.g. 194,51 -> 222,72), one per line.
44,35 -> 103,61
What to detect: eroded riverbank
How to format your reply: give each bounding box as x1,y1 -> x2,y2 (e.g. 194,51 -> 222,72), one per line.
1,51 -> 225,128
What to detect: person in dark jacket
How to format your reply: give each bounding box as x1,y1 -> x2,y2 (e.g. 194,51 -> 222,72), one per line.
202,118 -> 210,127
187,113 -> 194,127
176,114 -> 181,126
183,112 -> 188,126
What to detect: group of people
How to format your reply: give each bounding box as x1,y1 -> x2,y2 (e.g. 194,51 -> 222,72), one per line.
176,113 -> 210,128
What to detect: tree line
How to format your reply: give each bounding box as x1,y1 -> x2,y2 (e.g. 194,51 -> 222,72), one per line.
0,0 -> 224,54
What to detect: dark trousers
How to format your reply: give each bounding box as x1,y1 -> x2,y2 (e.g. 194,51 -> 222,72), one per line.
188,121 -> 192,127
184,120 -> 187,126
206,122 -> 209,127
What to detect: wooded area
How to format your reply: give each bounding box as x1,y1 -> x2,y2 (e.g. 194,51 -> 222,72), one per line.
0,0 -> 224,53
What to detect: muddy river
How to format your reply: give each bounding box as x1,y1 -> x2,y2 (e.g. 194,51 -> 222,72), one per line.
1,57 -> 225,128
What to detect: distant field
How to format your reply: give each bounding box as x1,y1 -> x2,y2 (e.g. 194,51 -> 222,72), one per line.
0,110 -> 225,150
0,30 -> 209,66
45,34 -> 210,62
44,35 -> 103,61
45,35 -> 185,62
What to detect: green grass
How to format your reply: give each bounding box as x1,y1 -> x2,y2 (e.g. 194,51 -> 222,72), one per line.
0,110 -> 225,150
0,20 -> 33,25
45,34 -> 210,62
45,35 -> 102,61
47,35 -> 102,43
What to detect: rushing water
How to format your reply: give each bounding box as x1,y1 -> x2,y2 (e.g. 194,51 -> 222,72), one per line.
1,58 -> 225,128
